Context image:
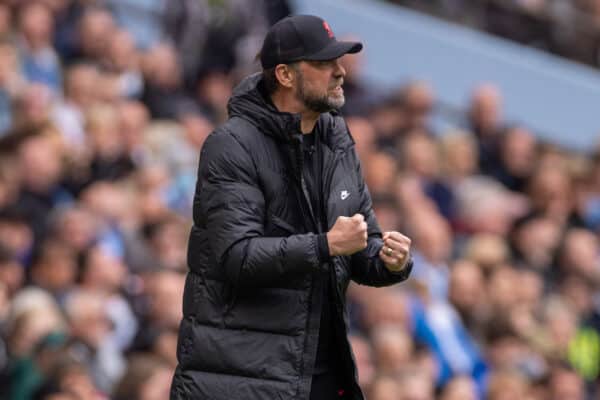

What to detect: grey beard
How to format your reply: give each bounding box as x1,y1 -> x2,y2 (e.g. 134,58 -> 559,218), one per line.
303,92 -> 345,113
295,71 -> 345,112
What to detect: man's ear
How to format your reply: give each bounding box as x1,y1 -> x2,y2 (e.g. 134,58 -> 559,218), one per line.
274,64 -> 296,89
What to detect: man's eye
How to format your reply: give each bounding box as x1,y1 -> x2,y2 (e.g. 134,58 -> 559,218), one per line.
311,60 -> 329,67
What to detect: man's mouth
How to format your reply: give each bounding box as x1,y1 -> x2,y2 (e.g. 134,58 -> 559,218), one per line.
330,84 -> 344,95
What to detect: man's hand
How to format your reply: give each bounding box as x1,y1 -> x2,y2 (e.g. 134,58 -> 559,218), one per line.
379,231 -> 411,272
327,214 -> 368,256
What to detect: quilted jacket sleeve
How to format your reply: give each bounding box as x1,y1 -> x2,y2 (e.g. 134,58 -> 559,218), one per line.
349,149 -> 413,286
196,130 -> 320,288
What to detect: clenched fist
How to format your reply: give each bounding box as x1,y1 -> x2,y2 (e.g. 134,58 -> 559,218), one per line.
327,214 -> 368,256
379,231 -> 411,272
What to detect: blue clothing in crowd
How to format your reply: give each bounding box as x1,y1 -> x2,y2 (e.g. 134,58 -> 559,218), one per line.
409,295 -> 489,398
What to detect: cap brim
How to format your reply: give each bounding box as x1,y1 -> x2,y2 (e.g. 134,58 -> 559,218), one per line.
304,40 -> 363,61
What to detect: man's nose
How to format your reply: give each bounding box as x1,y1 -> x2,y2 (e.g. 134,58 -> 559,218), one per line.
333,59 -> 346,78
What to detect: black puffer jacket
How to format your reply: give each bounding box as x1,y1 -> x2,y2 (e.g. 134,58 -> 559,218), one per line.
170,73 -> 412,400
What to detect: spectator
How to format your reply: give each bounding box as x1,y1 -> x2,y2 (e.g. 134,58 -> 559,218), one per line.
454,176 -> 528,235
346,116 -> 377,163
51,62 -> 100,153
487,370 -> 530,400
84,104 -> 135,183
448,259 -> 488,339
371,324 -> 414,375
0,41 -> 25,134
349,335 -> 376,391
397,366 -> 436,400
510,213 -> 562,272
0,243 -> 24,299
527,164 -> 574,224
0,207 -> 34,265
195,70 -> 233,123
462,233 -> 511,272
407,210 -> 453,300
397,80 -> 436,135
103,29 -> 144,99
555,227 -> 600,286
4,288 -> 66,399
63,289 -> 125,393
467,84 -> 504,174
401,134 -> 455,219
440,129 -> 479,185
72,7 -> 116,64
129,269 -> 183,367
364,151 -> 399,198
548,363 -> 585,400
492,125 -> 538,192
105,0 -> 167,51
116,100 -> 151,166
358,287 -> 411,332
32,353 -> 103,400
14,124 -> 72,242
17,2 -> 62,94
369,374 -> 403,400
163,0 -> 209,88
12,83 -> 54,127
113,353 -> 172,400
439,375 -> 478,400
143,216 -> 187,271
29,239 -> 77,300
0,3 -> 12,39
409,294 -> 489,393
141,43 -> 196,119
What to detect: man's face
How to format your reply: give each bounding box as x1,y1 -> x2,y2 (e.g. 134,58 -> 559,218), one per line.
293,59 -> 346,112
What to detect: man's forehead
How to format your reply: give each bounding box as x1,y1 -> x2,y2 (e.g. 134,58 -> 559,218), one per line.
300,58 -> 340,68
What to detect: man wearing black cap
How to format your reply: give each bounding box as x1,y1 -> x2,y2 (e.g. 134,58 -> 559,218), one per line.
170,15 -> 413,400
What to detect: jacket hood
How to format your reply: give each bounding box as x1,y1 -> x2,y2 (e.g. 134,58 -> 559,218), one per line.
227,73 -> 300,143
227,73 -> 354,150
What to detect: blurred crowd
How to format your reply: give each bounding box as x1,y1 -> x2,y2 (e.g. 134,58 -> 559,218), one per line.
0,0 -> 293,399
0,0 -> 599,400
343,73 -> 600,399
391,0 -> 600,68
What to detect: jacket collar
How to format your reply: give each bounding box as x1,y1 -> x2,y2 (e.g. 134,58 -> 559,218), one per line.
227,73 -> 354,152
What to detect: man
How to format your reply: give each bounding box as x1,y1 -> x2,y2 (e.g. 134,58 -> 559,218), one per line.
170,15 -> 413,400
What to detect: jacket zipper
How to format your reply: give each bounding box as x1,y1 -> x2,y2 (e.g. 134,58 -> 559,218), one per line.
292,136 -> 320,233
300,176 -> 320,233
289,136 -> 322,397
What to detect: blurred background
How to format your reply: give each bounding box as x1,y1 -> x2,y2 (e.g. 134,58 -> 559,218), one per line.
0,0 -> 598,399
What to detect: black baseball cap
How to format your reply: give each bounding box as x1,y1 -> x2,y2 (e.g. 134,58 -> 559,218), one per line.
260,15 -> 363,69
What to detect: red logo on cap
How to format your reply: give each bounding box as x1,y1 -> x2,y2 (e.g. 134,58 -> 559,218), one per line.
323,21 -> 334,38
